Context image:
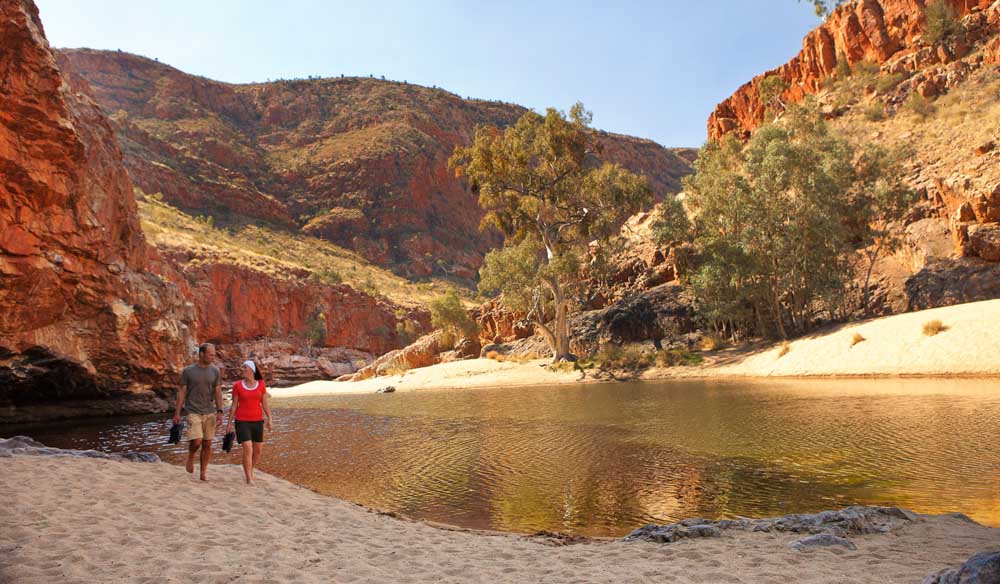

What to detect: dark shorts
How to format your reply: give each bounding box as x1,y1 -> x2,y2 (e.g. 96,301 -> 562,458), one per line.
234,420 -> 264,444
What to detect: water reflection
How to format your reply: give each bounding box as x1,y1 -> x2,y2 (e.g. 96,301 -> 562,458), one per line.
4,378 -> 1000,536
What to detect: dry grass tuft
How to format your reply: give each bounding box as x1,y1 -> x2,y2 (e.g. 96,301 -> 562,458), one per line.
777,342 -> 791,358
922,319 -> 947,336
850,333 -> 866,347
700,335 -> 724,351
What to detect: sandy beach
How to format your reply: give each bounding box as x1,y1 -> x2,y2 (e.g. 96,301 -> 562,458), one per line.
1,452 -> 998,583
273,299 -> 1000,400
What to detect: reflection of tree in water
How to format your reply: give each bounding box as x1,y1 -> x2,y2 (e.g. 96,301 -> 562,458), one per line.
13,378 -> 1000,533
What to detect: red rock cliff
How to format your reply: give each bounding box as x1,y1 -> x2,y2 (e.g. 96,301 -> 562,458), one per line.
0,0 -> 195,420
56,49 -> 696,280
708,0 -> 997,140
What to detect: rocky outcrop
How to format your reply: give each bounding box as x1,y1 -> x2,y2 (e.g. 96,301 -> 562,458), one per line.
0,0 -> 195,420
347,331 -> 446,381
708,0 -> 998,140
215,340 -> 371,387
625,505 -> 920,544
56,49 -> 696,280
922,550 -> 1000,584
161,253 -> 425,356
0,435 -> 158,462
905,257 -> 1000,309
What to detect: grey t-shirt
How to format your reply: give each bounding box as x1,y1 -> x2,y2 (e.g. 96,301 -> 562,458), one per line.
180,364 -> 221,415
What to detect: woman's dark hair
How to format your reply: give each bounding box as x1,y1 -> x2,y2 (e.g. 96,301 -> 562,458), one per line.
252,360 -> 263,381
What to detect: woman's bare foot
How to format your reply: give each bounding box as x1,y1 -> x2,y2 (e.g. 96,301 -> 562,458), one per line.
200,474 -> 209,481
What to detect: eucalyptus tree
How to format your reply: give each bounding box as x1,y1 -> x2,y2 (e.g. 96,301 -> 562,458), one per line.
450,104 -> 651,362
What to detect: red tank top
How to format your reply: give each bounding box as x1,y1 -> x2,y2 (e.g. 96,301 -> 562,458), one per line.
233,379 -> 266,421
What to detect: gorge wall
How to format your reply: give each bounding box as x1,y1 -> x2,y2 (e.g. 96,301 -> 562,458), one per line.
55,49 -> 696,280
0,0 -> 429,420
708,0 -> 998,140
707,0 -> 1000,313
0,0 -> 196,420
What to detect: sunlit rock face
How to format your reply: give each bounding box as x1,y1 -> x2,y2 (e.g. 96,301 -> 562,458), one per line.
55,48 -> 696,281
708,0 -> 997,141
0,0 -> 195,420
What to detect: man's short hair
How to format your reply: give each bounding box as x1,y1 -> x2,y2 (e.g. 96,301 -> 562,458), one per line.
198,342 -> 215,355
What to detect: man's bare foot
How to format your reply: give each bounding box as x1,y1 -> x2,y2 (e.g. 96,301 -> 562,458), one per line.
186,457 -> 194,473
200,474 -> 209,481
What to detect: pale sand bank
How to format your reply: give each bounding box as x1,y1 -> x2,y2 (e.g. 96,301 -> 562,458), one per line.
2,454 -> 999,583
674,298 -> 1000,378
273,299 -> 1000,399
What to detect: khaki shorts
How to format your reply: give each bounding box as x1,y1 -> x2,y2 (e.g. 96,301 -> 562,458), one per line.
183,412 -> 218,442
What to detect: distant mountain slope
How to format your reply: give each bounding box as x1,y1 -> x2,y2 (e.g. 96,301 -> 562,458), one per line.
56,49 -> 696,280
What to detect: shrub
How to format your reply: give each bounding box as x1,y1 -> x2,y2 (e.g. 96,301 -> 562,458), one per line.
924,0 -> 961,45
395,319 -> 420,346
656,349 -> 705,367
906,92 -> 938,121
430,291 -> 478,337
438,329 -> 458,351
313,268 -> 342,284
922,319 -> 947,336
851,333 -> 866,347
875,73 -> 905,94
863,102 -> 885,122
593,344 -> 655,370
700,334 -> 724,351
305,312 -> 327,347
777,342 -> 791,358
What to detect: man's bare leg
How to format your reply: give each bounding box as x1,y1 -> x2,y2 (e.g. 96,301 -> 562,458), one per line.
200,440 -> 212,481
186,438 -> 202,474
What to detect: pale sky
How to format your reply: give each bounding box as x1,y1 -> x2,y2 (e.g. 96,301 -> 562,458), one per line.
35,1 -> 821,147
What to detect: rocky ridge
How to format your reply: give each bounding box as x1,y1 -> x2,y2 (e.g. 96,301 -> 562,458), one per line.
56,48 -> 696,280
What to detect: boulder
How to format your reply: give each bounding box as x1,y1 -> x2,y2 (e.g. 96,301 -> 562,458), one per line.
922,551 -> 1000,584
348,331 -> 445,381
789,533 -> 858,552
625,505 -> 919,545
969,224 -> 1000,261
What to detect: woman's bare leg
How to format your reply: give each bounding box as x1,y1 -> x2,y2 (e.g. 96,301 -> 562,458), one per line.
252,442 -> 263,466
241,442 -> 254,484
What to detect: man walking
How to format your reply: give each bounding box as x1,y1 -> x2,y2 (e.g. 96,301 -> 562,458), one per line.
173,343 -> 223,481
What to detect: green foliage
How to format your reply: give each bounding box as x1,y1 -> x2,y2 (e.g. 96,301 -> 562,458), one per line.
685,103 -> 893,339
863,101 -> 885,122
592,344 -> 655,370
656,349 -> 704,367
906,92 -> 938,121
759,75 -> 789,118
311,268 -> 343,284
802,0 -> 845,17
651,196 -> 692,246
452,103 -> 651,361
875,73 -> 905,94
395,318 -> 421,346
305,312 -> 327,347
924,1 -> 961,45
429,290 -> 478,338
835,51 -> 852,81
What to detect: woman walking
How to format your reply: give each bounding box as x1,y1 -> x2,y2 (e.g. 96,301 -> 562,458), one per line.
225,360 -> 273,485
